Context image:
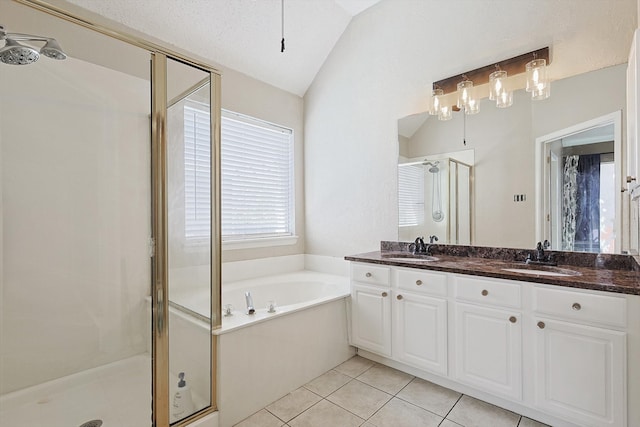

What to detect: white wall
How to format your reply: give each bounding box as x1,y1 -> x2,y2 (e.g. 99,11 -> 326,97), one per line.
0,58 -> 150,393
304,0 -> 635,257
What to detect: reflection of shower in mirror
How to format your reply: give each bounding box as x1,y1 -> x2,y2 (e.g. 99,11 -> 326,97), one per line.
423,161 -> 444,222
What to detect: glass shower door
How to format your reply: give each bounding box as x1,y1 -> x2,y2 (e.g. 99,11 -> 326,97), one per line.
0,2 -> 153,426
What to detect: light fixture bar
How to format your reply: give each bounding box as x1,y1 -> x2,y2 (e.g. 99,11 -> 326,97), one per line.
432,47 -> 549,94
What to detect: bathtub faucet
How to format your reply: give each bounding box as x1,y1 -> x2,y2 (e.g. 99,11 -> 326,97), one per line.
245,292 -> 255,314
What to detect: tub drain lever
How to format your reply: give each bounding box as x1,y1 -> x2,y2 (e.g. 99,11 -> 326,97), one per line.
245,291 -> 255,314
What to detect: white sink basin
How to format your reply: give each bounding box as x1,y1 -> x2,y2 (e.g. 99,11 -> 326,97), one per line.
382,255 -> 439,262
502,267 -> 580,277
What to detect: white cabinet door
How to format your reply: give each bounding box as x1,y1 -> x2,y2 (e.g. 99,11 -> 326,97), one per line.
533,318 -> 626,427
454,302 -> 522,400
351,282 -> 392,356
393,291 -> 447,375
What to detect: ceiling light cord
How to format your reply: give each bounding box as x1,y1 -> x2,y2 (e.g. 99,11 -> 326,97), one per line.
281,0 -> 285,53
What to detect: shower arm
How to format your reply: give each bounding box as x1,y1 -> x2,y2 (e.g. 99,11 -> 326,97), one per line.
2,33 -> 54,43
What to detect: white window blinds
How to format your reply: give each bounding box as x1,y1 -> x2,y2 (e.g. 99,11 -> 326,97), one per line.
398,164 -> 425,227
184,108 -> 294,242
184,105 -> 211,240
221,111 -> 294,240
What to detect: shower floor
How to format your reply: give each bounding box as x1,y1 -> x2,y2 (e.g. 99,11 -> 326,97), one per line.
0,354 -> 152,427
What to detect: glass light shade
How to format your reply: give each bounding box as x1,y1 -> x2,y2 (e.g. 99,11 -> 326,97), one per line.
465,98 -> 480,115
531,83 -> 550,100
489,70 -> 507,101
496,90 -> 513,108
456,80 -> 474,109
438,105 -> 452,121
526,58 -> 547,93
429,88 -> 444,115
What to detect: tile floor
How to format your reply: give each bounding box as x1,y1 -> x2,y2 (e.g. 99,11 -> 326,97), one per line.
234,356 -> 550,427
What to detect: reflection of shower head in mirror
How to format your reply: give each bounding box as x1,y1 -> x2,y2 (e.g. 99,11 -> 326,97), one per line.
422,160 -> 440,173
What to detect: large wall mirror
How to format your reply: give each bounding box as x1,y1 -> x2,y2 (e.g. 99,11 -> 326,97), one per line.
398,63 -> 628,253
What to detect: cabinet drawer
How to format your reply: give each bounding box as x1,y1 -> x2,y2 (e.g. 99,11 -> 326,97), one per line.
396,268 -> 447,297
533,286 -> 627,328
454,275 -> 521,309
351,263 -> 390,286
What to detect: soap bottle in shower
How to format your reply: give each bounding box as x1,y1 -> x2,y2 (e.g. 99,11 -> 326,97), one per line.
171,372 -> 194,421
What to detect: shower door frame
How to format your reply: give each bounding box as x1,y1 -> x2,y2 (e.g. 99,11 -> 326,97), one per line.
12,1 -> 223,426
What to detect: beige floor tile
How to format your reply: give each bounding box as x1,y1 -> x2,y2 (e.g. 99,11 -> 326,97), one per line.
519,417 -> 550,427
334,356 -> 375,378
304,369 -> 352,397
288,399 -> 364,427
266,387 -> 322,422
396,377 -> 461,416
447,395 -> 520,427
234,409 -> 285,427
367,397 -> 442,427
439,420 -> 464,427
327,379 -> 392,419
356,364 -> 414,395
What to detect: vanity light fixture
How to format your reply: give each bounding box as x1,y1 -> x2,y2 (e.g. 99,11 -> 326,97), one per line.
489,68 -> 507,101
526,57 -> 549,99
456,77 -> 474,111
430,47 -> 550,119
438,104 -> 453,121
428,88 -> 444,115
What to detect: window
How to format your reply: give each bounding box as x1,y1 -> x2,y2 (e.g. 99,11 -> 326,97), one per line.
398,164 -> 425,227
184,105 -> 211,240
183,107 -> 294,244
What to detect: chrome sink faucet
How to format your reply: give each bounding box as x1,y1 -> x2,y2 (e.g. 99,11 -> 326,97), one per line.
526,240 -> 555,265
409,236 -> 429,255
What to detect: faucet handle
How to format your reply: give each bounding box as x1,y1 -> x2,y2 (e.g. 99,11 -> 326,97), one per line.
429,235 -> 439,244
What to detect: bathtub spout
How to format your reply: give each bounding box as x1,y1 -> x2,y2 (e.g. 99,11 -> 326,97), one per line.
245,292 -> 255,314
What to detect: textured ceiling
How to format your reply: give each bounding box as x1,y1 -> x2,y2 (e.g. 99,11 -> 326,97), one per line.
63,0 -> 382,96
60,0 -> 634,97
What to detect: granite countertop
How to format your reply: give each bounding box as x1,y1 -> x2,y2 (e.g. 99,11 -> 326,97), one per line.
345,242 -> 640,296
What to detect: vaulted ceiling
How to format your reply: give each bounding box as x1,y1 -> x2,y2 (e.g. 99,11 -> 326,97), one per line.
63,0 -> 382,96
61,0 -> 635,98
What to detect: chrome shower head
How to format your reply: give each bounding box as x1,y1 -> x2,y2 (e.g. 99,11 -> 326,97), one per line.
0,38 -> 39,65
422,160 -> 440,173
40,38 -> 67,60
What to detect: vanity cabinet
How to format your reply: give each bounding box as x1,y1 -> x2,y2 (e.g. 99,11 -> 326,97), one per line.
393,269 -> 448,375
454,303 -> 522,400
350,264 -> 392,356
453,275 -> 522,400
532,286 -> 627,427
349,259 -> 638,427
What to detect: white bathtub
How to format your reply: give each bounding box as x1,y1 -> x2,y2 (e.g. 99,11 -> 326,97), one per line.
168,267 -> 354,427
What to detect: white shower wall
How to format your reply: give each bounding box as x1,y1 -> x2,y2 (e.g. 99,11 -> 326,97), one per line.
0,57 -> 151,394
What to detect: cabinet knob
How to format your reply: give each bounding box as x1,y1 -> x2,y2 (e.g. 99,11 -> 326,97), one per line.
537,321 -> 546,329
572,302 -> 581,311
365,272 -> 372,278
509,316 -> 517,323
381,292 -> 388,297
397,295 -> 403,300
416,279 -> 423,286
481,289 -> 489,296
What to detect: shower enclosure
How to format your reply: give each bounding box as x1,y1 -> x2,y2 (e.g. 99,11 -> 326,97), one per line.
0,1 -> 220,426
398,158 -> 473,244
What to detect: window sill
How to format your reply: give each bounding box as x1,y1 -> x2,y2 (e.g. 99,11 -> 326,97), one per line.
222,235 -> 299,250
